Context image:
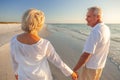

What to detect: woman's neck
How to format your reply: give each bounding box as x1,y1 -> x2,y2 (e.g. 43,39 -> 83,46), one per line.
17,31 -> 41,45
28,30 -> 39,37
24,30 -> 41,40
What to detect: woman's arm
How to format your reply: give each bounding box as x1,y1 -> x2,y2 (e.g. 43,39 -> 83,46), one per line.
10,42 -> 19,79
46,42 -> 77,79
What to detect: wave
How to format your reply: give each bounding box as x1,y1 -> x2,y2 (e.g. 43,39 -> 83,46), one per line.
111,38 -> 120,42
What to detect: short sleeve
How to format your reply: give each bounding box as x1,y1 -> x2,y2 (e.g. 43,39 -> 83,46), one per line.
83,30 -> 101,54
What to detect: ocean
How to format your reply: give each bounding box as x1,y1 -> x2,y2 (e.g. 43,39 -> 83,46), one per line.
47,23 -> 120,70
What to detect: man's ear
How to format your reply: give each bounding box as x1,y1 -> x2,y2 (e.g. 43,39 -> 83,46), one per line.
97,15 -> 101,19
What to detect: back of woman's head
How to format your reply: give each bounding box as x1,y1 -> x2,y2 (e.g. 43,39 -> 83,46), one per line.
21,9 -> 45,32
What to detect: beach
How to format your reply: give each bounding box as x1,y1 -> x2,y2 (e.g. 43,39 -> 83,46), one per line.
0,24 -> 120,80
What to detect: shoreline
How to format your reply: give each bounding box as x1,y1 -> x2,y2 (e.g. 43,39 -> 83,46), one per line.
46,30 -> 120,80
0,24 -> 120,80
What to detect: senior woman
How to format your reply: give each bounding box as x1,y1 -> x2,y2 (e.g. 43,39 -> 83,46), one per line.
10,9 -> 77,80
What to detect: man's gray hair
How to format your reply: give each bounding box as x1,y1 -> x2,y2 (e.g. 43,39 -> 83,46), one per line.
88,6 -> 103,16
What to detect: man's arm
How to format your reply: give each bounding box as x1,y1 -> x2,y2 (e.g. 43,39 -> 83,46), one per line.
73,52 -> 91,72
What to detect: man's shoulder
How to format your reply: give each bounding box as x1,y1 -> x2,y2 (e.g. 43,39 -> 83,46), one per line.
94,23 -> 108,30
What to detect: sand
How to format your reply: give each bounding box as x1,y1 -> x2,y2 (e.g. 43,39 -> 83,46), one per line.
46,31 -> 120,80
0,24 -> 120,80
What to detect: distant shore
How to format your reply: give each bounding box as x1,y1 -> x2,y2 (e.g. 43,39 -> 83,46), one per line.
0,22 -> 20,24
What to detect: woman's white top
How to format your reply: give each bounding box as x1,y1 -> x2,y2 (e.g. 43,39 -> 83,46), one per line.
10,35 -> 73,80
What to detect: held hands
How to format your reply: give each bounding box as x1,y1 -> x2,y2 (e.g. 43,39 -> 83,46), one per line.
15,74 -> 18,80
71,72 -> 78,80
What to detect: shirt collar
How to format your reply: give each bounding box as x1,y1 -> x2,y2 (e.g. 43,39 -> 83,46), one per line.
92,22 -> 104,30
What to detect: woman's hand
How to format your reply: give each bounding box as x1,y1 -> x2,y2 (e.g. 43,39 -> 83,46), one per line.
15,74 -> 18,80
71,72 -> 78,80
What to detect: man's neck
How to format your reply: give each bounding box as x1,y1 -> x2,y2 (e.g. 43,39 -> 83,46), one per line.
92,20 -> 102,28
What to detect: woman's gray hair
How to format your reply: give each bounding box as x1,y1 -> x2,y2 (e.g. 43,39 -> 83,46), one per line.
21,8 -> 45,32
88,6 -> 103,17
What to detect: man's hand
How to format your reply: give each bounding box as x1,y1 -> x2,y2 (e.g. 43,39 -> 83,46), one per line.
71,72 -> 78,80
15,74 -> 18,80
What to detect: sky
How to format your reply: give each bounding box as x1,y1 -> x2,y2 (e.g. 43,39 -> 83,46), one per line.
0,0 -> 120,23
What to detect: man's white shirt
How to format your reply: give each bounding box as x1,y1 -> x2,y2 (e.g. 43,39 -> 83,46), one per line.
83,23 -> 110,69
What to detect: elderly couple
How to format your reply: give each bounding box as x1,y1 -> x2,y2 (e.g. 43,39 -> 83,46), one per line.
10,6 -> 110,80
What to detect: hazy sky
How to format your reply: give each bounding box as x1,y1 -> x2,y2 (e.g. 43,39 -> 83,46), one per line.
0,0 -> 120,23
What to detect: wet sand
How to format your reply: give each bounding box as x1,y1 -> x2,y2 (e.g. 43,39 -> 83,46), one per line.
0,24 -> 120,80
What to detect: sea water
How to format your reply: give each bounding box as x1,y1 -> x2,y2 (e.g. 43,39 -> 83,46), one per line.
47,23 -> 120,70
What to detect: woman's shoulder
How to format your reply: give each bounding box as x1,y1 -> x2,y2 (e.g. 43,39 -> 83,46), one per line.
10,34 -> 20,46
41,38 -> 51,44
11,34 -> 18,42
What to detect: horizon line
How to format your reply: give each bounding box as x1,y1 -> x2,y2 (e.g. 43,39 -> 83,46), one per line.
0,22 -> 120,24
